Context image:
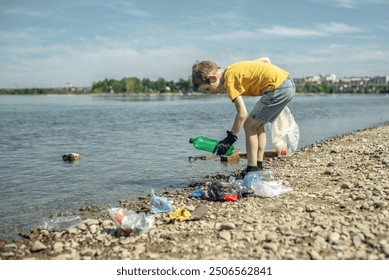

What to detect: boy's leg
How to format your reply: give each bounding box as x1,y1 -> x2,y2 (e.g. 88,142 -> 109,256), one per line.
244,117 -> 264,167
245,77 -> 295,174
257,124 -> 266,162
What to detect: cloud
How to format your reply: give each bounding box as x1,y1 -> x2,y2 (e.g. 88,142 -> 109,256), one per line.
258,25 -> 325,37
333,0 -> 356,9
310,0 -> 389,9
0,28 -> 66,46
201,30 -> 256,41
269,43 -> 389,76
109,1 -> 152,18
1,7 -> 48,17
124,9 -> 152,17
318,22 -> 363,33
201,22 -> 361,41
0,38 -> 204,87
311,43 -> 389,62
258,22 -> 362,37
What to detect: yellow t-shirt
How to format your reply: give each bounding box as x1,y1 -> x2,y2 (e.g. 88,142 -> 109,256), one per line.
223,60 -> 289,101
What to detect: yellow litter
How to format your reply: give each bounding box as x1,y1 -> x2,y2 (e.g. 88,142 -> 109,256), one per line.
167,208 -> 191,223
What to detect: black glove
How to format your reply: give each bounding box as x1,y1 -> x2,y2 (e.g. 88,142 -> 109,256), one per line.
213,131 -> 237,156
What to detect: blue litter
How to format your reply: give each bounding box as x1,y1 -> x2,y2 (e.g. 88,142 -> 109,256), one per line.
189,188 -> 206,198
150,189 -> 173,214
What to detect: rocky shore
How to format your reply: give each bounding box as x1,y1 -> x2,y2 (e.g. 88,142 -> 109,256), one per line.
1,124 -> 388,260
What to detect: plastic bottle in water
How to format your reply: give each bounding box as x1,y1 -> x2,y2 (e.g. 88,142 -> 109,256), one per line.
189,136 -> 234,156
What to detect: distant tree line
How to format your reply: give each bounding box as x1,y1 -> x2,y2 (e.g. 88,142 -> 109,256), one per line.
296,83 -> 389,94
0,88 -> 52,95
2,77 -> 388,95
91,77 -> 193,94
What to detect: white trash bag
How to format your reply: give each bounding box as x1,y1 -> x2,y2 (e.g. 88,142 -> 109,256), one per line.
270,106 -> 300,156
243,171 -> 292,198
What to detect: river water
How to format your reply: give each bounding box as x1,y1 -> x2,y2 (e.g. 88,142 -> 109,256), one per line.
0,94 -> 388,241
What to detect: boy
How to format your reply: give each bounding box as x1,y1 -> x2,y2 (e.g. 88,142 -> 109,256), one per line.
191,57 -> 295,174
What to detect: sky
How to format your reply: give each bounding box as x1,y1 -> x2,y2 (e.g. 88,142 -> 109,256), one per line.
1,0 -> 389,88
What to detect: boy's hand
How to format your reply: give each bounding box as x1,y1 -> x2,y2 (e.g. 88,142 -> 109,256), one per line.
213,131 -> 237,156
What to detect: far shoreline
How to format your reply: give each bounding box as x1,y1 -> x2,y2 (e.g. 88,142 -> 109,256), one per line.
1,92 -> 387,97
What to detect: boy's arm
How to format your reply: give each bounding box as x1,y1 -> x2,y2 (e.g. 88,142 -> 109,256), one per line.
255,57 -> 271,64
213,96 -> 247,156
230,96 -> 248,135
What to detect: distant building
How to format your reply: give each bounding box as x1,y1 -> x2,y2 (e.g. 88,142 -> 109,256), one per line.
370,76 -> 389,85
305,75 -> 321,84
323,74 -> 337,84
65,82 -> 72,91
338,77 -> 370,86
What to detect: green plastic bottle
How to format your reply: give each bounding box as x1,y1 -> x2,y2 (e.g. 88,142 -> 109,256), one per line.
189,136 -> 234,156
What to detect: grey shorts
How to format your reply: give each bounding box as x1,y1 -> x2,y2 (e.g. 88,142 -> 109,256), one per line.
249,77 -> 295,124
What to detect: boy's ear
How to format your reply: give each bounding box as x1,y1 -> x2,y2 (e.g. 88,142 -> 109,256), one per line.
208,75 -> 218,83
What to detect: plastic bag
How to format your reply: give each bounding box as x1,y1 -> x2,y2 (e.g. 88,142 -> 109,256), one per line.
243,172 -> 292,198
270,106 -> 300,156
108,207 -> 154,235
207,181 -> 240,201
189,188 -> 206,198
42,215 -> 83,231
150,189 -> 173,214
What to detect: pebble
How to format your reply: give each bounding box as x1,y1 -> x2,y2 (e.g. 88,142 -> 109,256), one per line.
382,244 -> 389,256
218,230 -> 231,241
53,242 -> 64,253
328,232 -> 340,244
30,241 -> 47,252
308,249 -> 323,260
217,222 -> 236,231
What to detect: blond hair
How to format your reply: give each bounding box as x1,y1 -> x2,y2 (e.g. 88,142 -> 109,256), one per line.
191,60 -> 219,90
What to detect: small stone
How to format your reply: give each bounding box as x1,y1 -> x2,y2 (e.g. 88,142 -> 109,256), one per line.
243,225 -> 255,232
352,235 -> 362,248
120,238 -> 131,245
77,223 -> 88,231
239,236 -> 251,242
4,243 -> 17,249
328,232 -> 340,244
102,220 -> 114,229
374,201 -> 387,208
67,227 -> 79,234
254,232 -> 267,242
30,241 -> 47,252
311,225 -> 324,233
1,252 -> 15,258
218,230 -> 231,241
340,182 -> 351,189
265,232 -> 278,242
217,222 -> 236,231
96,234 -> 105,242
305,205 -> 314,212
263,242 -> 278,252
134,244 -> 145,255
89,224 -> 98,234
53,242 -> 64,253
85,219 -> 99,226
309,250 -> 323,260
382,244 -> 389,256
